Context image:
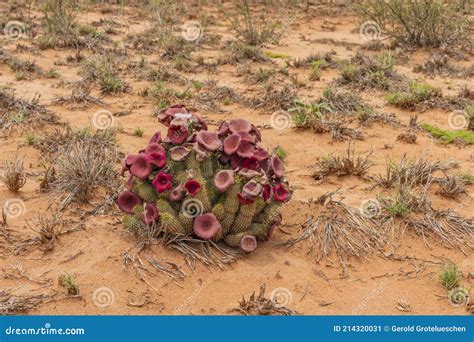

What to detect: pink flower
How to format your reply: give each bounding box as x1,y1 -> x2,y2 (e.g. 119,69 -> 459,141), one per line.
152,172 -> 173,193
167,123 -> 189,145
146,152 -> 166,169
214,170 -> 234,192
157,104 -> 189,126
196,131 -> 221,151
271,155 -> 284,178
184,179 -> 201,197
273,183 -> 289,202
121,154 -> 138,176
149,131 -> 162,144
130,154 -> 153,179
193,213 -> 221,240
141,203 -> 160,225
170,184 -> 186,202
241,157 -> 259,171
145,143 -> 165,155
223,134 -> 241,155
237,140 -> 255,158
262,184 -> 271,202
117,191 -> 142,214
229,118 -> 251,134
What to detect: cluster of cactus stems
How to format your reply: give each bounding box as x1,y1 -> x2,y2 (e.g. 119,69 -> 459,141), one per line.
117,105 -> 291,253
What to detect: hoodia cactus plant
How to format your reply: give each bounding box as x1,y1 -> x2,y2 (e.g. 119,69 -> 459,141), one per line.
117,104 -> 292,253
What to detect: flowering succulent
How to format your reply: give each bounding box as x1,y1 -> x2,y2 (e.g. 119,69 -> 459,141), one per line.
118,105 -> 292,253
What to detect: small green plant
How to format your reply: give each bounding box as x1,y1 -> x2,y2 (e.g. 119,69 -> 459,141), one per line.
384,193 -> 411,218
387,82 -> 439,109
439,264 -> 461,290
58,272 -> 79,295
45,69 -> 60,79
458,172 -> 474,184
308,60 -> 328,81
134,128 -> 144,137
421,124 -> 474,145
82,55 -> 127,94
24,131 -> 39,145
265,51 -> 290,59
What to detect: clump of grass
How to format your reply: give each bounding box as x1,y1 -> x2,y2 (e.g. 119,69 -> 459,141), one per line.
38,126 -> 120,209
421,124 -> 474,145
413,54 -> 464,77
458,172 -> 474,184
439,264 -> 461,290
227,1 -> 284,46
387,81 -> 440,110
1,157 -> 26,193
381,190 -> 413,218
82,55 -> 127,94
355,0 -> 471,50
3,56 -> 44,79
313,144 -> 372,180
24,131 -> 39,145
338,52 -> 402,90
293,51 -> 336,68
38,0 -> 82,49
145,81 -> 180,108
58,273 -> 79,295
376,154 -> 455,188
27,212 -> 63,250
251,84 -> 296,112
436,175 -> 467,198
134,128 -> 144,137
396,130 -> 417,144
220,41 -> 269,64
232,283 -> 297,316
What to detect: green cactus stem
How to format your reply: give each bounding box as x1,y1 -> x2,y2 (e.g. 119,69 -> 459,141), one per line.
248,223 -> 268,241
199,157 -> 214,178
122,215 -> 142,234
254,197 -> 266,218
177,211 -> 194,235
211,199 -> 226,241
133,180 -> 158,203
169,160 -> 186,175
185,152 -> 202,178
161,212 -> 185,235
231,200 -> 257,234
224,232 -> 246,247
256,202 -> 282,227
156,198 -> 177,216
194,177 -> 212,212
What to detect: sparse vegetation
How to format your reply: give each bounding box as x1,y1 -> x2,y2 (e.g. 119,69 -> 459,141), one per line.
82,55 -> 127,94
422,124 -> 474,145
387,82 -> 440,110
58,273 -> 79,295
439,264 -> 461,290
1,157 -> 26,193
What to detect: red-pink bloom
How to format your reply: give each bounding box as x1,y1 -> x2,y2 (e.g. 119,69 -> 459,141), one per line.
271,155 -> 284,178
170,184 -> 186,202
149,131 -> 162,144
121,154 -> 138,176
273,183 -> 289,202
231,155 -> 241,170
146,152 -> 166,169
145,143 -> 166,155
241,157 -> 259,171
170,146 -> 190,161
229,118 -> 251,134
262,184 -> 271,202
214,170 -> 234,192
240,235 -> 257,253
236,131 -> 256,143
237,192 -> 255,205
157,104 -> 189,126
184,179 -> 201,197
117,191 -> 142,214
193,213 -> 221,240
130,154 -> 153,179
167,124 -> 189,144
196,131 -> 221,151
253,147 -> 269,162
141,203 -> 160,225
223,134 -> 241,155
237,140 -> 255,158
152,172 -> 173,193
217,121 -> 229,137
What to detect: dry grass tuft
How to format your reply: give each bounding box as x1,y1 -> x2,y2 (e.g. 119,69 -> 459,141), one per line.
232,283 -> 297,316
0,288 -> 55,315
283,200 -> 386,261
436,175 -> 467,199
376,154 -> 455,188
1,156 -> 26,193
313,144 -> 372,180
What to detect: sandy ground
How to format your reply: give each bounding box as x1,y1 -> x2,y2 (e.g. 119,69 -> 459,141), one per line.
0,2 -> 472,315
